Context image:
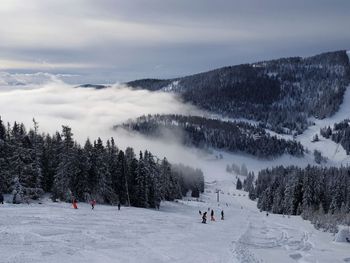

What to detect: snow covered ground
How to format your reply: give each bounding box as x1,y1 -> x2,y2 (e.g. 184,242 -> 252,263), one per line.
294,85 -> 350,166
1,178 -> 349,263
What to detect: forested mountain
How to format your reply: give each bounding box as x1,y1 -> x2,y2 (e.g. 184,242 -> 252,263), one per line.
117,114 -> 304,158
127,51 -> 350,134
0,118 -> 204,207
248,165 -> 350,232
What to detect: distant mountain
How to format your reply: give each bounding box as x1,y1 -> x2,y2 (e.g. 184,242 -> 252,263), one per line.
127,51 -> 350,134
77,84 -> 109,89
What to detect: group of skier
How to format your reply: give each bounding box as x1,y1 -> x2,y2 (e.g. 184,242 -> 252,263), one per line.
199,208 -> 224,224
71,198 -> 121,211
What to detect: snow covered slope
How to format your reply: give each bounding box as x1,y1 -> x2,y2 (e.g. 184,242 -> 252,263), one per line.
294,84 -> 350,165
1,181 -> 349,263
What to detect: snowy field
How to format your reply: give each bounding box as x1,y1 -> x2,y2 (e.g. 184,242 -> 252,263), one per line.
1,179 -> 349,263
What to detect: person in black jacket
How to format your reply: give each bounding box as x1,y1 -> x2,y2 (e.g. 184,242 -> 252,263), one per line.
202,212 -> 207,224
221,210 -> 224,220
211,209 -> 215,221
0,193 -> 4,204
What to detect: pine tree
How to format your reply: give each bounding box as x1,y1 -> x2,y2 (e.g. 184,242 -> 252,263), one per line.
125,147 -> 138,206
93,138 -> 113,203
70,146 -> 89,200
28,118 -> 43,190
135,152 -> 148,207
236,178 -> 243,190
52,126 -> 76,201
0,117 -> 10,193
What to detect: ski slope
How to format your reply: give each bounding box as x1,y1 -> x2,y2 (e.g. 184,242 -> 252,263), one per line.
1,179 -> 349,263
292,85 -> 350,166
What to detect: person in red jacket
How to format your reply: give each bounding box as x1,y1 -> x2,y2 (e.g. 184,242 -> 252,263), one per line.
90,199 -> 96,210
72,198 -> 78,209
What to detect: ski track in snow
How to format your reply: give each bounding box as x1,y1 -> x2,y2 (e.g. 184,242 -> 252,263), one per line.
232,217 -> 316,263
0,179 -> 349,263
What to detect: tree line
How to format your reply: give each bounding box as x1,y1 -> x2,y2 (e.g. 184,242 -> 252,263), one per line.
0,118 -> 204,208
249,165 -> 350,232
321,119 -> 350,155
118,114 -> 304,158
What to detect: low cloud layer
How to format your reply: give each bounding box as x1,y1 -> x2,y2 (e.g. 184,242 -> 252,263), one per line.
0,73 -> 201,143
0,73 -> 227,175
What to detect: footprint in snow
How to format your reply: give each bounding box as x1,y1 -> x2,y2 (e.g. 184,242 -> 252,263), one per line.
289,253 -> 302,260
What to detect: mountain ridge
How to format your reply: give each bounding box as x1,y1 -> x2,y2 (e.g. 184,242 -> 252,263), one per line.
126,50 -> 350,134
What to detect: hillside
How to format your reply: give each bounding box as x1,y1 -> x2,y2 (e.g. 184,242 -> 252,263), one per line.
117,114 -> 304,158
127,50 -> 350,134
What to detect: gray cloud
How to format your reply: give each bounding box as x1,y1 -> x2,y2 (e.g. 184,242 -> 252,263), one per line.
0,0 -> 349,83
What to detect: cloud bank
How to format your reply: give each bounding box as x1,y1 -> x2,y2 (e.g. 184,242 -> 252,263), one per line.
0,73 -> 201,143
0,73 -> 228,175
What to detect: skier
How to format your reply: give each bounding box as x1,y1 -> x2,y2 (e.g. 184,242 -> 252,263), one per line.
118,202 -> 121,211
266,212 -> 269,217
211,209 -> 215,221
0,193 -> 3,204
199,210 -> 202,216
90,199 -> 96,210
221,210 -> 224,220
72,198 -> 78,209
202,212 -> 207,224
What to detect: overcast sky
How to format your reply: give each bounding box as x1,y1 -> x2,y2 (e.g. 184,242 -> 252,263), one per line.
0,0 -> 349,83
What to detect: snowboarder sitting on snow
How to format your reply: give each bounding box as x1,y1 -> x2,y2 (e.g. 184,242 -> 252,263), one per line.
0,193 -> 4,204
72,198 -> 78,209
202,212 -> 207,224
221,210 -> 224,220
211,209 -> 215,221
90,199 -> 96,210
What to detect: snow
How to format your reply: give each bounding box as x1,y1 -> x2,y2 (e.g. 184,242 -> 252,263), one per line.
334,227 -> 350,243
214,84 -> 350,168
161,80 -> 180,92
1,179 -> 349,263
294,85 -> 350,166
